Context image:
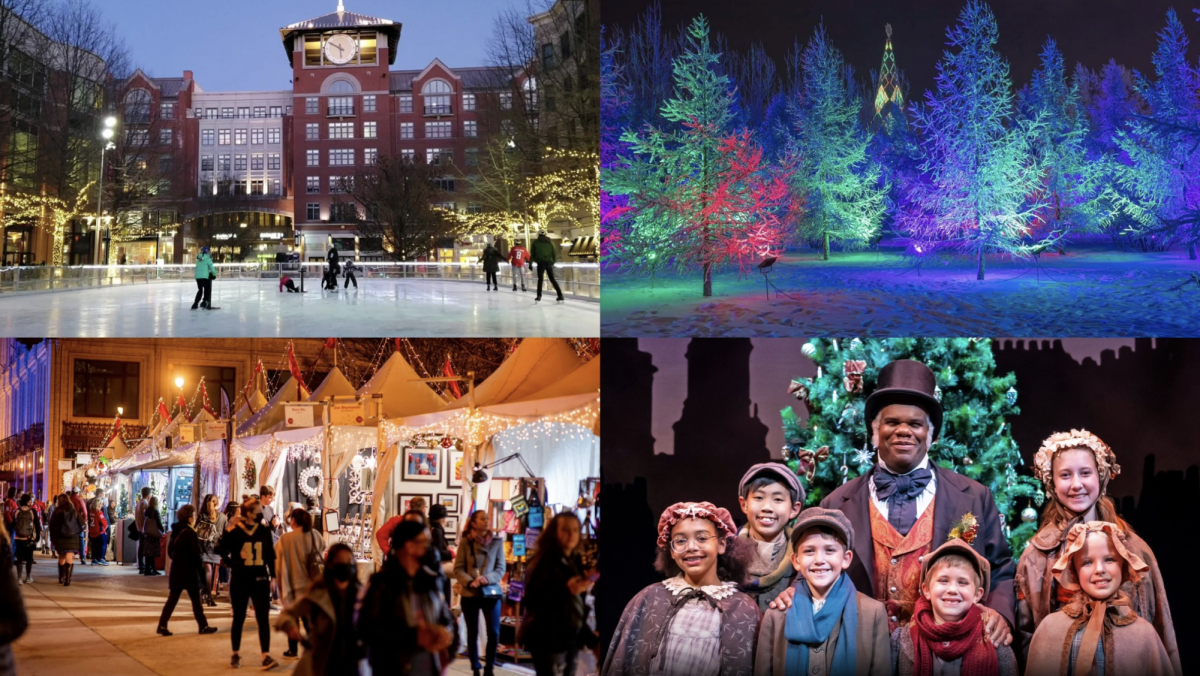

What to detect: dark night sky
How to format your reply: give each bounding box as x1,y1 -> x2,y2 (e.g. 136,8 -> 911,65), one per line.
602,0 -> 1200,102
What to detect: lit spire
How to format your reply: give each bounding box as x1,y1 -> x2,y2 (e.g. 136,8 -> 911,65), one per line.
337,0 -> 345,13
874,23 -> 904,121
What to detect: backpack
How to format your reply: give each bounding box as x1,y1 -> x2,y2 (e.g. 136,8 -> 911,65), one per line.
196,517 -> 218,551
14,509 -> 35,539
58,512 -> 80,539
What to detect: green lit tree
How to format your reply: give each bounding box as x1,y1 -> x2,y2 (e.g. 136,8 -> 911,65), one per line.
780,337 -> 1043,553
786,24 -> 888,260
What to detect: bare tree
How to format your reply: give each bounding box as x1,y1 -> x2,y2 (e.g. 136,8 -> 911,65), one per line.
0,0 -> 51,190
332,154 -> 454,262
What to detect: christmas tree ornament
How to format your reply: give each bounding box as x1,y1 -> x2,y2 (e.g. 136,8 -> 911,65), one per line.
850,337 -> 863,350
1006,386 -> 1017,406
852,444 -> 874,467
795,446 -> 830,481
801,342 -> 818,358
842,360 -> 867,392
787,378 -> 810,401
1021,506 -> 1038,523
963,456 -> 973,465
934,385 -> 942,401
948,512 -> 979,544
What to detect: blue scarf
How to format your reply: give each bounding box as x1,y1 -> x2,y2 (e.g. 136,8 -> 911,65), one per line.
784,573 -> 857,676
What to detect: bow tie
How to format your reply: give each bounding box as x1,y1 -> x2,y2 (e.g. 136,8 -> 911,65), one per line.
874,465 -> 933,536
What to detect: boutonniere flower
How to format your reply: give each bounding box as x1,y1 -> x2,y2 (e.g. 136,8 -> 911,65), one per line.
948,512 -> 978,544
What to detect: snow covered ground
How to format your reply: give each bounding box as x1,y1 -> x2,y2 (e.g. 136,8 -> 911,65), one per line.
0,278 -> 598,337
601,244 -> 1200,336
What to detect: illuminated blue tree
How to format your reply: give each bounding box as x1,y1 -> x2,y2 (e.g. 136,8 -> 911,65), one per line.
900,1 -> 1047,280
1110,9 -> 1200,259
786,25 -> 888,260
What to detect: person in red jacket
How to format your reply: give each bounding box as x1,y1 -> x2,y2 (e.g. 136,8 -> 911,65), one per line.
508,241 -> 529,292
88,497 -> 110,565
279,275 -> 303,293
70,489 -> 89,565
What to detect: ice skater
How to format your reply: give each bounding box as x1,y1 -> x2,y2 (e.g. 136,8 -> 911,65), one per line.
508,240 -> 529,292
343,259 -> 358,289
531,231 -> 564,303
322,258 -> 341,291
278,275 -> 304,293
192,246 -> 218,310
479,240 -> 502,291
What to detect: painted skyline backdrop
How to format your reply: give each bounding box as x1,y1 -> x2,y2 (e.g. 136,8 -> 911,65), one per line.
97,0 -> 533,91
603,0 -> 1200,99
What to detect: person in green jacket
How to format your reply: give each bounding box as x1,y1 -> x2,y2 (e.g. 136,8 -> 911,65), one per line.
530,231 -> 564,303
192,246 -> 218,310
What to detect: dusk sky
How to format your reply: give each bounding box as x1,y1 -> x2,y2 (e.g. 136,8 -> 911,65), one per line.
602,0 -> 1200,100
97,0 -> 535,91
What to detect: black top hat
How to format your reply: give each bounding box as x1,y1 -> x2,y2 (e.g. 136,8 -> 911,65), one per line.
864,359 -> 943,439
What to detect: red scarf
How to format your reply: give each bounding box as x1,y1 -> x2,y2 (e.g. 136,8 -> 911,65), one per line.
910,596 -> 998,676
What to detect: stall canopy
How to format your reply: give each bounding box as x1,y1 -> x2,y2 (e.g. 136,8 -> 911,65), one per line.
307,366 -> 357,402
235,389 -> 269,428
485,355 -> 600,418
441,338 -> 583,410
356,352 -> 446,418
237,375 -> 309,437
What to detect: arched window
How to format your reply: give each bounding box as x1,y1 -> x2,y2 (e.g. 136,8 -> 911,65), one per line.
124,89 -> 151,123
329,79 -> 355,94
422,79 -> 452,115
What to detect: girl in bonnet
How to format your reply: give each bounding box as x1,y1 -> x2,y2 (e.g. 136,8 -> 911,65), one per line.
602,501 -> 760,676
1025,521 -> 1173,676
1014,430 -> 1177,674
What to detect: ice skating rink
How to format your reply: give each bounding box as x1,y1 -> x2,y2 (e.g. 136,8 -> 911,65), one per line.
0,278 -> 598,337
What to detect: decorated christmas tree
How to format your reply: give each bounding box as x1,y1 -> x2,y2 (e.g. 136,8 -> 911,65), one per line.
780,338 -> 1043,552
118,483 -> 129,519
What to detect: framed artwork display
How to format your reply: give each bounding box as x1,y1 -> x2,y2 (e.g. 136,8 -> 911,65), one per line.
437,493 -> 460,513
401,447 -> 443,483
447,450 -> 465,488
444,515 -> 460,538
397,493 -> 433,515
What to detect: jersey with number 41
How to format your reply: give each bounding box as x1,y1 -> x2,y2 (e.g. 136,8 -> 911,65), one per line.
217,521 -> 276,582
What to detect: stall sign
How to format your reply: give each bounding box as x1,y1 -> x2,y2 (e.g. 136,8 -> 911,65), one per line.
330,402 -> 365,426
58,460 -> 73,470
180,425 -> 195,443
204,422 -> 227,440
285,405 -> 314,428
75,453 -> 92,465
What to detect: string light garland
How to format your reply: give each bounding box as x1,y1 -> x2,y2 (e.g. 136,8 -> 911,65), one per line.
0,182 -> 97,266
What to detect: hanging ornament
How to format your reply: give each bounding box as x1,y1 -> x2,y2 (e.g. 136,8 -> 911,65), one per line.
1021,506 -> 1038,523
801,342 -> 817,358
440,436 -> 453,449
852,444 -> 874,467
794,446 -> 830,481
842,360 -> 867,393
1006,386 -> 1017,406
787,378 -> 810,401
244,460 -> 257,490
837,404 -> 863,432
963,456 -> 973,465
934,385 -> 943,402
840,463 -> 849,485
849,337 -> 862,350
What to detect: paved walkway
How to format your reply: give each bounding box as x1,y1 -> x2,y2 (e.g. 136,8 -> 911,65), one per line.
0,279 -> 597,337
11,555 -> 533,675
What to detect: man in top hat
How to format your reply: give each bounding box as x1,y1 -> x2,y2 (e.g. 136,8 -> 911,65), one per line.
772,359 -> 1015,646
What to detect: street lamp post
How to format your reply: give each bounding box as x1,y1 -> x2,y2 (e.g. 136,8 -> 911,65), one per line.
97,116 -> 117,265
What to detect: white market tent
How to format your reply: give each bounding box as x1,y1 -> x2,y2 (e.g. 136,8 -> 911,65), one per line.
356,352 -> 447,418
234,389 -> 269,428
440,338 -> 583,410
237,375 -> 309,437
306,366 -> 357,403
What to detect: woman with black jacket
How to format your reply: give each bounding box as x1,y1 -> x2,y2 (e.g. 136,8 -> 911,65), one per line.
157,504 -> 218,636
49,494 -> 81,586
359,521 -> 454,675
521,513 -> 596,676
142,496 -> 164,576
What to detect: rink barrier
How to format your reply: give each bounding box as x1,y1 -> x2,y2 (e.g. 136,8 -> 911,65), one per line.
0,262 -> 600,301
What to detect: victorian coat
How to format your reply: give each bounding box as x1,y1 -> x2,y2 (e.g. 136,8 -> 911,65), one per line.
754,591 -> 891,676
1015,521 -> 1179,676
818,463 -> 1017,629
602,580 -> 761,676
1024,604 -> 1174,676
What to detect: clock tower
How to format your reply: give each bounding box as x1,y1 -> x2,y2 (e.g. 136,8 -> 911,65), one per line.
280,2 -> 402,259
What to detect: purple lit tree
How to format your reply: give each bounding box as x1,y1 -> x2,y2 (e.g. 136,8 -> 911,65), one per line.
785,25 -> 888,260
900,1 -> 1047,280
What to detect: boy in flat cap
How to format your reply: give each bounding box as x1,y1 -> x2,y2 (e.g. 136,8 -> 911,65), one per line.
754,507 -> 890,676
737,462 -> 805,612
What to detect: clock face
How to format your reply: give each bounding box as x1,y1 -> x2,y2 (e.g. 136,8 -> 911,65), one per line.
323,34 -> 357,65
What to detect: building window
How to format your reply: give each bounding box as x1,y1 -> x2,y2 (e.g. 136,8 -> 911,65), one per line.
270,105 -> 282,117
426,121 -> 452,138
221,107 -> 234,119
234,155 -> 247,171
251,128 -> 264,145
422,79 -> 453,115
329,149 -> 354,166
160,102 -> 175,120
499,92 -> 512,110
129,129 -> 148,145
329,176 -> 344,194
329,97 -> 354,116
237,107 -> 250,118
307,202 -> 321,220
399,122 -> 413,139
400,148 -> 415,161
218,129 -> 231,145
250,179 -> 264,195
268,128 -> 281,144
234,129 -> 247,145
468,202 -> 483,214
158,156 -> 172,173
426,148 -> 452,165
399,95 -> 412,113
329,122 -> 354,139
542,43 -> 556,70
358,121 -> 375,139
306,149 -> 319,167
206,107 -> 218,119
364,148 -> 378,165
268,153 -> 281,170
307,176 -> 320,194
306,98 -> 318,115
73,359 -> 139,418
463,121 -> 477,138
124,89 -> 151,124
218,155 -> 231,171
363,95 -> 376,113
463,93 -> 476,111
273,179 -> 281,195
435,177 -> 455,192
465,147 -> 479,166
306,123 -> 320,141
251,154 -> 264,170
253,106 -> 266,118
201,129 -> 215,146
201,155 -> 214,171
